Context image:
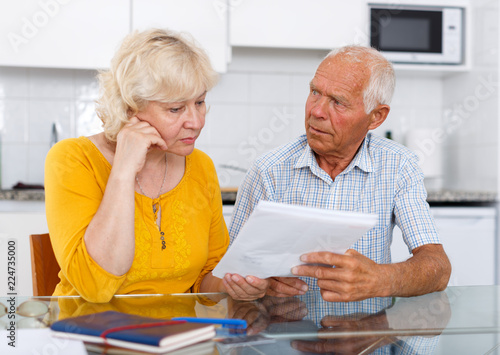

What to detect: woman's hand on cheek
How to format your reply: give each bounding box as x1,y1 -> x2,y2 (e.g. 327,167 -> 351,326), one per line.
124,116 -> 168,151
222,273 -> 270,301
115,116 -> 168,174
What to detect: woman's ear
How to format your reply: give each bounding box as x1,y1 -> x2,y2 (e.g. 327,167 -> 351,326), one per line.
368,104 -> 390,130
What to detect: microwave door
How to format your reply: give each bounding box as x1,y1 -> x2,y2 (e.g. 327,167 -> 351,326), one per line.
370,6 -> 463,65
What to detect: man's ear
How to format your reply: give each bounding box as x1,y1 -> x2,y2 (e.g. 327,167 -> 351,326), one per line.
368,104 -> 390,130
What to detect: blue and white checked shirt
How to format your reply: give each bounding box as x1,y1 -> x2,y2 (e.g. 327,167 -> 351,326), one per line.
229,133 -> 440,289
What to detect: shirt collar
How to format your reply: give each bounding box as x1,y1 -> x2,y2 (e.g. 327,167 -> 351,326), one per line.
294,133 -> 374,177
344,133 -> 374,174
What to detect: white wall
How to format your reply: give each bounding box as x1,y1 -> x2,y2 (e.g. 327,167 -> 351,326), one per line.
0,47 -> 447,190
441,0 -> 499,192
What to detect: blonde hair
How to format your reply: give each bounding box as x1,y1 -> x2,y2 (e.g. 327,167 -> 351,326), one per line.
96,28 -> 218,141
325,45 -> 395,113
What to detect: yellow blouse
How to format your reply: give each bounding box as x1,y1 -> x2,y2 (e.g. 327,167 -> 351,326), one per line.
45,137 -> 229,303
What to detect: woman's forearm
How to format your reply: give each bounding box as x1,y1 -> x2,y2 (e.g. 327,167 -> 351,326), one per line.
200,272 -> 224,293
84,168 -> 136,276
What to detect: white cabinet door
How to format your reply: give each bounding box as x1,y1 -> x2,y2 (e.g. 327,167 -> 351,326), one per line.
0,209 -> 48,297
132,0 -> 230,73
230,0 -> 369,49
391,207 -> 496,286
0,0 -> 130,69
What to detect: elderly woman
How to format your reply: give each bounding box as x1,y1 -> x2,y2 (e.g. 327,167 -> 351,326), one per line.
45,28 -> 268,303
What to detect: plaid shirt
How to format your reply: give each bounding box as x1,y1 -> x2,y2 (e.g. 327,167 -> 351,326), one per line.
229,133 -> 440,289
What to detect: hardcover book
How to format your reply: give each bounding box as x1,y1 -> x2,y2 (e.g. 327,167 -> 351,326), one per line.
50,311 -> 216,354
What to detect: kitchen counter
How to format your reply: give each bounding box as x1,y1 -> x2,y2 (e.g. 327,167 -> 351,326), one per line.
0,188 -> 239,202
0,189 -> 45,201
0,188 -> 241,205
0,189 -> 497,205
222,189 -> 499,206
426,190 -> 497,206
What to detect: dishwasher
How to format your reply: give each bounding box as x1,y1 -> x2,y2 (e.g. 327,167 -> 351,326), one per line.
391,206 -> 497,286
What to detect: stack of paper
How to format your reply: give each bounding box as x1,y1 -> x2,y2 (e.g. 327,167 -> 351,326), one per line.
213,201 -> 377,279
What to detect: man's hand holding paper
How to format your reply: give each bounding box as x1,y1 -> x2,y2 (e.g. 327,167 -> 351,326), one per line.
213,201 -> 378,297
291,249 -> 389,301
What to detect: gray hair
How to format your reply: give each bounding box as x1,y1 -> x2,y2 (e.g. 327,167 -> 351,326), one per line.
325,45 -> 395,114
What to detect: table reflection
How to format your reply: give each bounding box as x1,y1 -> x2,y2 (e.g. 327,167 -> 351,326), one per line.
2,286 -> 498,354
56,293 -> 227,320
223,291 -> 451,354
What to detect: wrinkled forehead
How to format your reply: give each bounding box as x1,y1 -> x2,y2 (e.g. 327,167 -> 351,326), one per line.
313,56 -> 370,97
317,55 -> 370,86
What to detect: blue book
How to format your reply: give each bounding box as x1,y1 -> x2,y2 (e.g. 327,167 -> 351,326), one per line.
50,311 -> 216,354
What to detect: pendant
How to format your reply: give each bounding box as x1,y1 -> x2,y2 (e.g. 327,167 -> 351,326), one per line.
153,202 -> 158,214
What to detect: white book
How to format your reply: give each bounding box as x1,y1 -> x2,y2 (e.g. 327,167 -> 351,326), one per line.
213,201 -> 377,279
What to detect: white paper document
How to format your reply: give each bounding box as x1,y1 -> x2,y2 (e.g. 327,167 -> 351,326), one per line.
213,201 -> 377,279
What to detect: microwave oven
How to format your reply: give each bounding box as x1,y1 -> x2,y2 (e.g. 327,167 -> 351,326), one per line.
369,4 -> 464,65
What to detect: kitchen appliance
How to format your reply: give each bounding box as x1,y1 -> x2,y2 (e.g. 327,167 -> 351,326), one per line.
369,4 -> 464,65
405,129 -> 443,191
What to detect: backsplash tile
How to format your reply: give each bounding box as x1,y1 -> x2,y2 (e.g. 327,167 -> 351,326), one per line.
248,104 -> 297,149
440,0 -> 499,192
249,73 -> 291,104
0,48 -> 480,190
205,104 -> 250,146
28,99 -> 73,143
74,70 -> 99,101
0,98 -> 28,143
28,143 -> 49,184
2,144 -> 28,188
291,74 -> 313,105
209,72 -> 250,104
209,146 -> 250,187
0,67 -> 28,98
75,100 -> 101,137
28,68 -> 75,99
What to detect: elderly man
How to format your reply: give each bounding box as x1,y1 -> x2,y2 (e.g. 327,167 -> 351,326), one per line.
229,45 -> 451,302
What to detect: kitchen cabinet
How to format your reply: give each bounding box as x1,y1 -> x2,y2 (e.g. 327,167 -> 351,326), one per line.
0,0 -> 130,69
230,0 -> 368,49
0,201 -> 48,296
222,205 -> 234,228
132,0 -> 230,73
391,207 -> 496,286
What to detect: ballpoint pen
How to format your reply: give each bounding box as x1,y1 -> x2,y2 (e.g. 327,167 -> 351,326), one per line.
172,317 -> 247,329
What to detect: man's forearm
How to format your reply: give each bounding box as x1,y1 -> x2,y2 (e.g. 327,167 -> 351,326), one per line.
384,244 -> 451,297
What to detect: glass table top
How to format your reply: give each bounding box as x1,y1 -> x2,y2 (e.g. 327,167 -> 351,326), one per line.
1,285 -> 499,354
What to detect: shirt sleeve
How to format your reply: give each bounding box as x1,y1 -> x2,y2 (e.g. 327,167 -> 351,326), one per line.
393,156 -> 441,252
190,163 -> 229,293
228,162 -> 269,245
45,139 -> 126,302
